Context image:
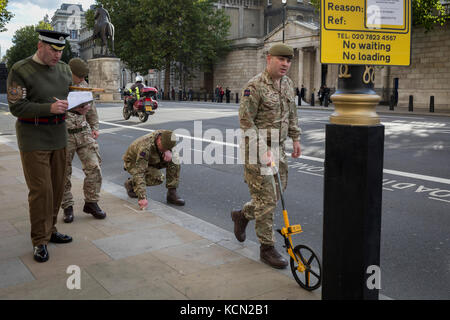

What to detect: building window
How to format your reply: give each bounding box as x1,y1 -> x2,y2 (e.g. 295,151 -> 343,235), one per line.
268,0 -> 272,6
70,30 -> 78,39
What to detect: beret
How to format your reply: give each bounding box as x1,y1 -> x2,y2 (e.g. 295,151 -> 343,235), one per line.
69,58 -> 89,78
268,43 -> 294,58
160,130 -> 177,150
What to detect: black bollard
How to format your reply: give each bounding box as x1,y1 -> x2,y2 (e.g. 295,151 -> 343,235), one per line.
323,65 -> 383,300
389,95 -> 395,111
236,93 -> 239,104
430,96 -> 434,113
408,95 -> 413,112
298,95 -> 301,106
311,93 -> 315,106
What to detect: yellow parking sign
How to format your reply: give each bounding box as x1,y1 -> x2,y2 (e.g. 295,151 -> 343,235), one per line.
321,0 -> 411,66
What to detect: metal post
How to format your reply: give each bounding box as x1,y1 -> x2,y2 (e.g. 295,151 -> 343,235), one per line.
236,92 -> 239,104
429,96 -> 434,113
323,65 -> 383,300
408,95 -> 413,112
282,5 -> 286,43
311,93 -> 315,106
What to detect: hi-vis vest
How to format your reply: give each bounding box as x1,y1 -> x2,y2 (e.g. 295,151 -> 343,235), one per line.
129,86 -> 141,100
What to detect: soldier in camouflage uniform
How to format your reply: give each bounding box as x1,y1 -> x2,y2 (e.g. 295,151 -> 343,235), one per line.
231,44 -> 302,269
61,58 -> 106,223
123,130 -> 185,210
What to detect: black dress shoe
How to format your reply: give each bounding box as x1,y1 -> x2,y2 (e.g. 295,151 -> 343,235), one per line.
50,232 -> 73,244
63,206 -> 74,223
33,244 -> 49,263
83,202 -> 107,219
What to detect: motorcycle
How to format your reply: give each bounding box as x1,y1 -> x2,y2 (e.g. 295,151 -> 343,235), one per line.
123,86 -> 159,122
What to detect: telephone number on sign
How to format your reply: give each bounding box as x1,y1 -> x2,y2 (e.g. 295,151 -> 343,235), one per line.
351,34 -> 397,41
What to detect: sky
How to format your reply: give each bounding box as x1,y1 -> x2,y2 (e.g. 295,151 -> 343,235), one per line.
0,0 -> 96,58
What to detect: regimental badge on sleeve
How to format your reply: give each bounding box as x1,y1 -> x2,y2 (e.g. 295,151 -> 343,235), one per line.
244,89 -> 251,97
7,84 -> 24,104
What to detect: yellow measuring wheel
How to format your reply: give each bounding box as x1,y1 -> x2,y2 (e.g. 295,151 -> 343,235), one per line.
272,162 -> 322,291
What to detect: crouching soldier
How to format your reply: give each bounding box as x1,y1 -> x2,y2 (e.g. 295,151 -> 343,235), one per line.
123,130 -> 185,209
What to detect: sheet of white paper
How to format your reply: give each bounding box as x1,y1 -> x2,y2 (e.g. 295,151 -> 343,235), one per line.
68,91 -> 94,110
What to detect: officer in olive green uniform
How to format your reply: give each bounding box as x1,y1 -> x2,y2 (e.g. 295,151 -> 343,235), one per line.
61,58 -> 106,223
123,130 -> 185,209
7,30 -> 74,263
232,44 -> 302,269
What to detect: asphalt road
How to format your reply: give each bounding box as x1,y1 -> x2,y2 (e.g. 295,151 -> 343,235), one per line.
1,97 -> 449,299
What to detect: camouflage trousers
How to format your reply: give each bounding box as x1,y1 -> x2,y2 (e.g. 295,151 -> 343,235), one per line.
61,131 -> 102,209
242,160 -> 288,246
127,161 -> 180,190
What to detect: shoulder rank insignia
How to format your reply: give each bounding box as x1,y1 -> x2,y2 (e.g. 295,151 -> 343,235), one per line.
244,89 -> 251,97
139,151 -> 146,158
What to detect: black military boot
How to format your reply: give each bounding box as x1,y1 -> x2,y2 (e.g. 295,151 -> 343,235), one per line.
231,210 -> 248,242
83,202 -> 106,219
63,206 -> 74,223
124,178 -> 138,198
260,244 -> 288,269
166,188 -> 185,206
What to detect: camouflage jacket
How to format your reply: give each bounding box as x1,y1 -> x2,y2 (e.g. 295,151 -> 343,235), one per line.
123,130 -> 177,200
239,70 -> 301,165
66,80 -> 99,132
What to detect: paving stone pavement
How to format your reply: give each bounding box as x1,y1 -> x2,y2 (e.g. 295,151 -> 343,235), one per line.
0,137 -> 320,301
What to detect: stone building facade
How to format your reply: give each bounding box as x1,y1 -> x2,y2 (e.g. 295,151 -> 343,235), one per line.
382,22 -> 450,110
51,3 -> 86,57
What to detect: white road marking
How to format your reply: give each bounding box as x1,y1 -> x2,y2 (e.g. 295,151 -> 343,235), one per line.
100,120 -> 450,186
429,197 -> 450,203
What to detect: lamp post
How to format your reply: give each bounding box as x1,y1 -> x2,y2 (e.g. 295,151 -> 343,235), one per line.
282,0 -> 287,43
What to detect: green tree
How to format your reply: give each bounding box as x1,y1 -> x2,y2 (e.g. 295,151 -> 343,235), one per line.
61,40 -> 74,64
412,0 -> 448,30
85,0 -> 231,96
0,0 -> 13,32
311,0 -> 448,30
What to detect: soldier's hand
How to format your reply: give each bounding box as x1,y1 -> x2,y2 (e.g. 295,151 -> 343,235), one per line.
50,100 -> 68,114
292,141 -> 301,158
163,150 -> 172,162
138,199 -> 148,210
261,150 -> 273,166
92,130 -> 99,139
73,103 -> 91,115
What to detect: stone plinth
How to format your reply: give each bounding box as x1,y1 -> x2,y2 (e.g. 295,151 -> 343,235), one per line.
88,57 -> 121,101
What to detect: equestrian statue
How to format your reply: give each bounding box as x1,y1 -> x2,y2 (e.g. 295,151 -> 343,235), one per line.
93,4 -> 115,56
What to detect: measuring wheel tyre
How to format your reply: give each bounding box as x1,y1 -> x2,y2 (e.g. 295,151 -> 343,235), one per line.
290,244 -> 322,291
138,111 -> 149,122
122,107 -> 131,120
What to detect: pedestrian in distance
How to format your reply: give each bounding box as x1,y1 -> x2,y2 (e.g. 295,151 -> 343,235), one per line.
7,29 -> 74,263
219,86 -> 224,103
300,84 -> 306,101
123,130 -> 185,210
232,43 -> 302,269
225,87 -> 231,103
61,58 -> 106,224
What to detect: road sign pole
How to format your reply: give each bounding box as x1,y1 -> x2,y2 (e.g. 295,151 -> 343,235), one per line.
322,64 -> 384,300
